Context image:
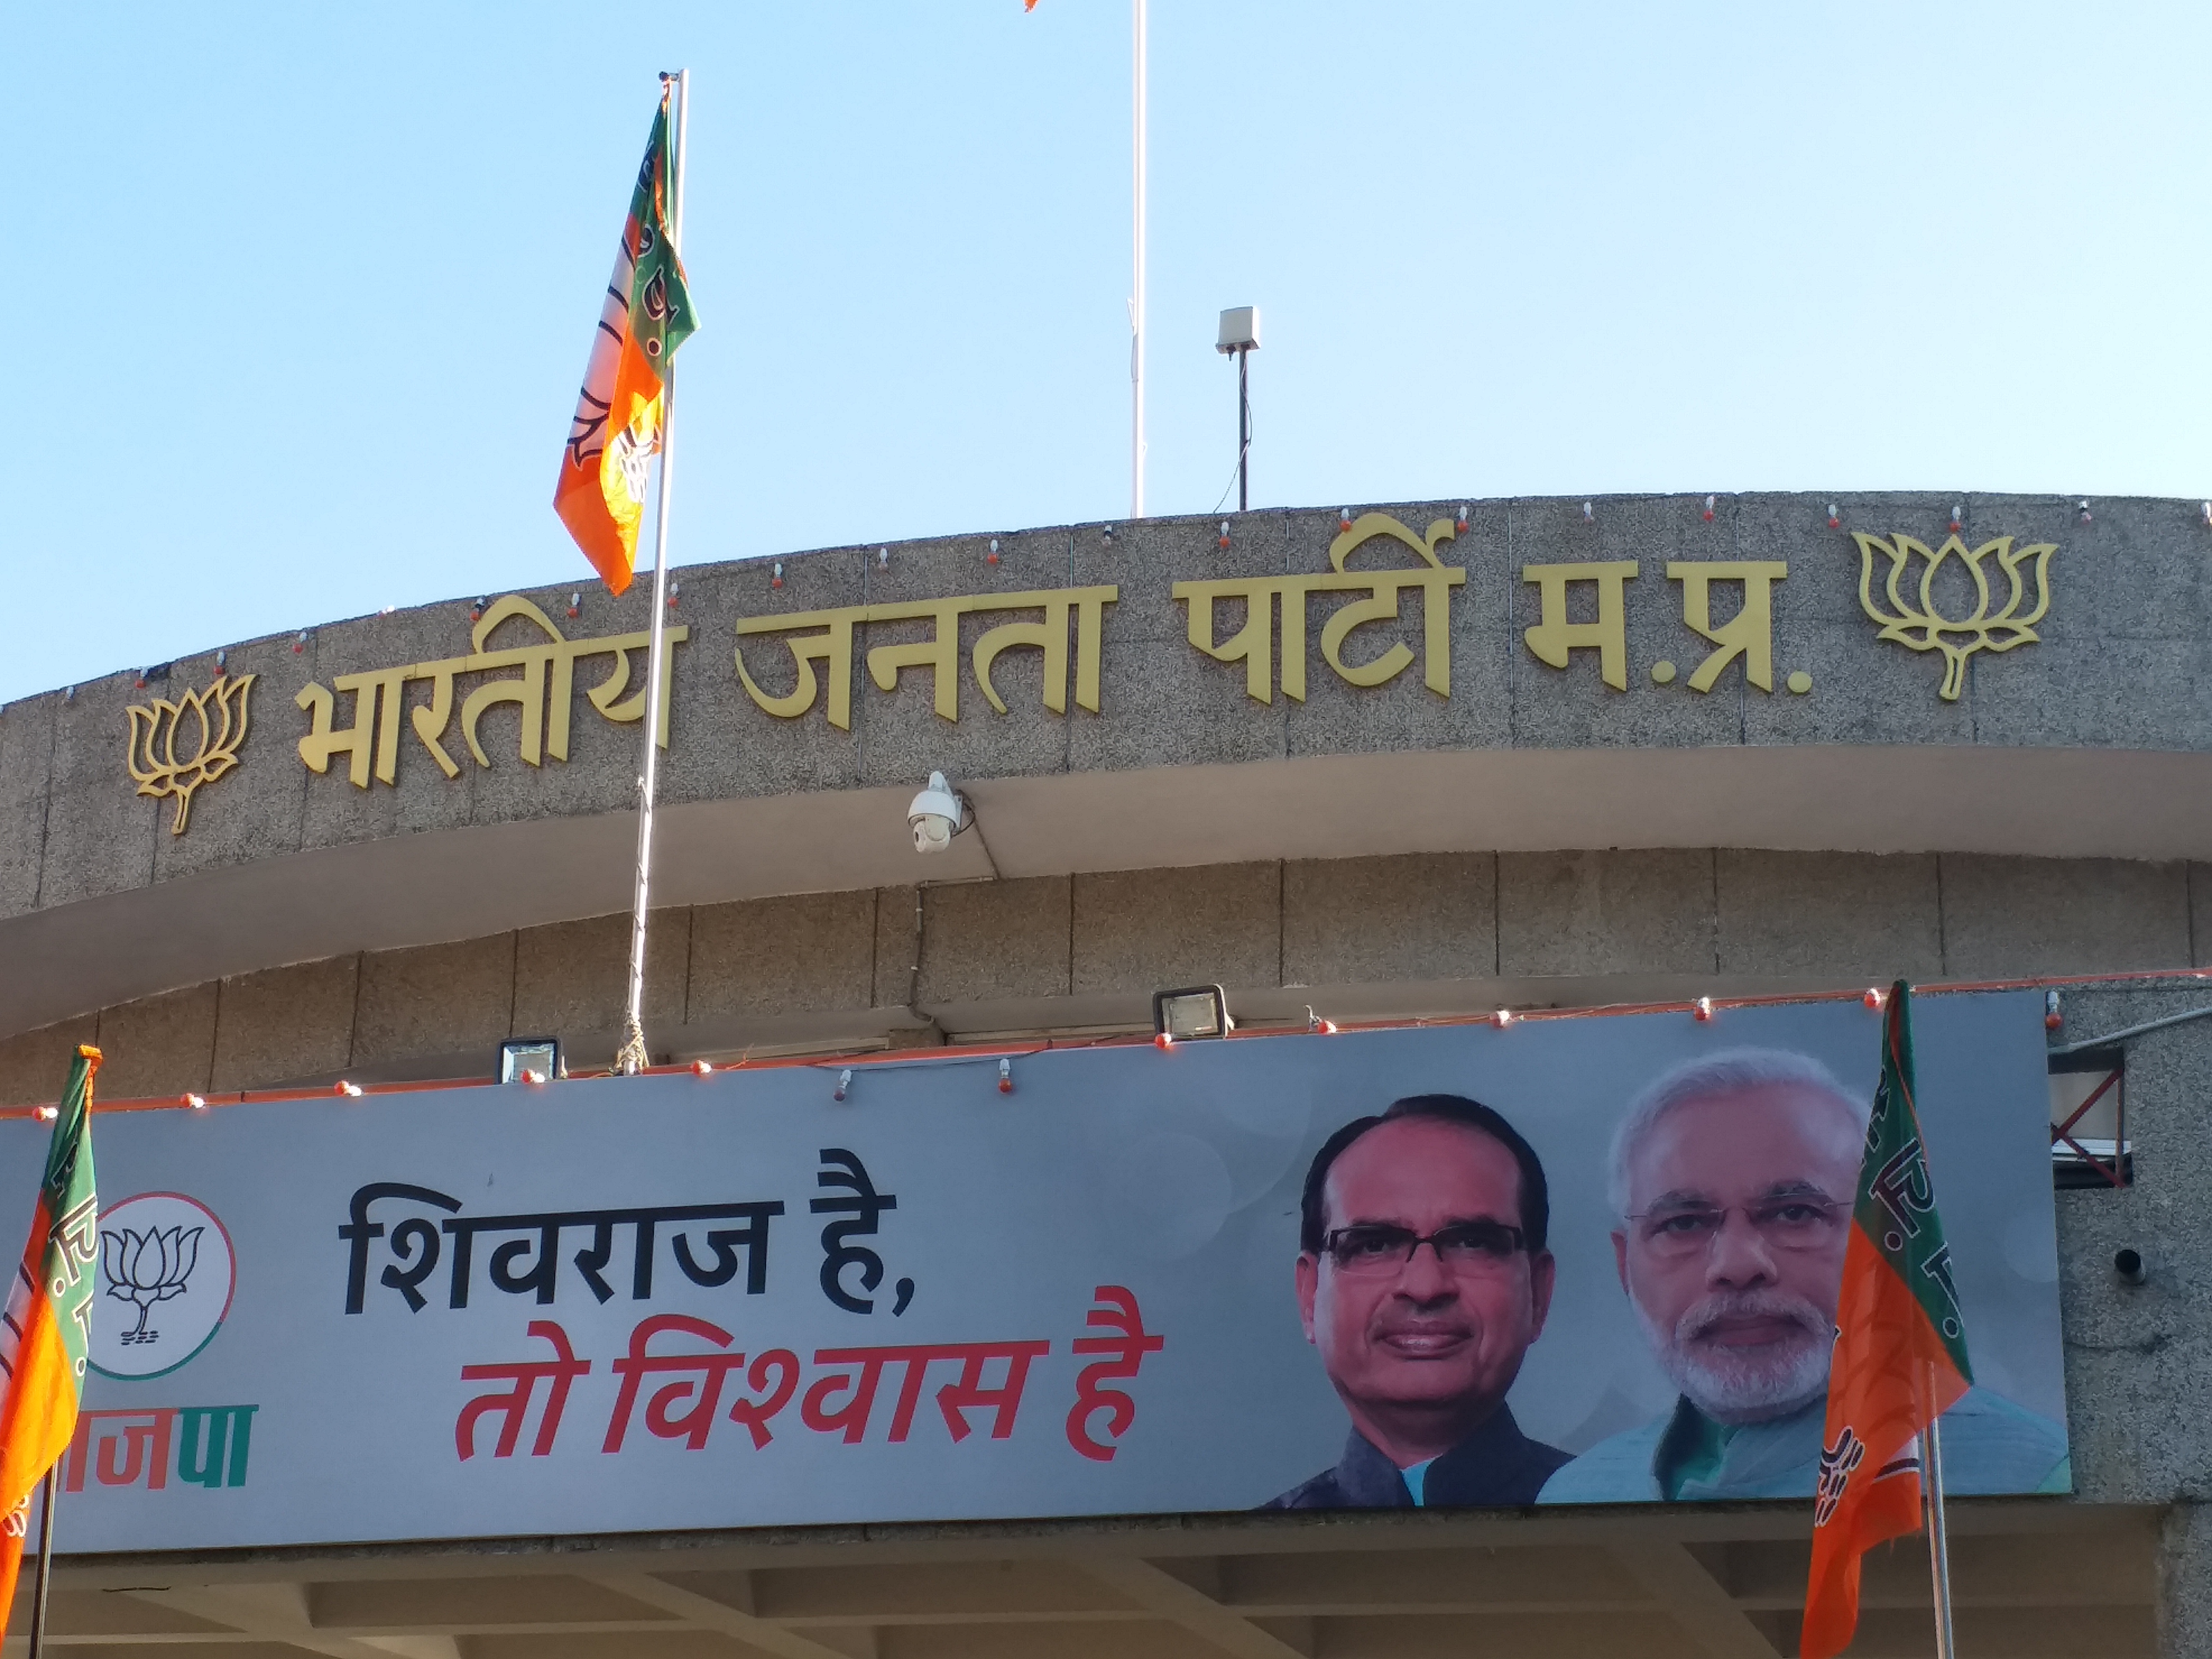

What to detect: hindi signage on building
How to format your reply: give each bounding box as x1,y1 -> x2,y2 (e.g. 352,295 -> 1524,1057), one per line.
19,991 -> 2066,1550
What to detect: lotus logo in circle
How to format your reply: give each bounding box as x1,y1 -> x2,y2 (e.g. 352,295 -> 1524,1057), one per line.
89,1193 -> 235,1381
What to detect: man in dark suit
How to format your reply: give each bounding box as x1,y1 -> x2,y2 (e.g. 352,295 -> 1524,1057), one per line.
1267,1094 -> 1568,1509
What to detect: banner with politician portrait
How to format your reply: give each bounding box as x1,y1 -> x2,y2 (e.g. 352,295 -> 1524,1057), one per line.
0,989 -> 2067,1551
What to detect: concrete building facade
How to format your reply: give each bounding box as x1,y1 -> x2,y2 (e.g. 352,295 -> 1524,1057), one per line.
3,492 -> 2208,1657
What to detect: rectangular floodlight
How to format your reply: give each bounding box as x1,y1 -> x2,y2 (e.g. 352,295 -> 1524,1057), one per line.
499,1037 -> 561,1084
1153,985 -> 1231,1041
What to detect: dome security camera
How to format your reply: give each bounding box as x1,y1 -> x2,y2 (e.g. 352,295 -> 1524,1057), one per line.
907,771 -> 969,854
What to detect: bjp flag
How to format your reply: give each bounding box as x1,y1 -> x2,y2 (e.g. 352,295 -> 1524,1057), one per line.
554,82 -> 697,596
0,1046 -> 99,1639
1800,984 -> 1972,1659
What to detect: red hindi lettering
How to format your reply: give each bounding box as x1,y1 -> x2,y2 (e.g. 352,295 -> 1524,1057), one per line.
801,1350 -> 894,1443
727,1349 -> 801,1449
808,1342 -> 1053,1445
933,1342 -> 1052,1443
456,1320 -> 591,1460
65,1409 -> 178,1492
603,1312 -> 750,1453
1065,1286 -> 1165,1462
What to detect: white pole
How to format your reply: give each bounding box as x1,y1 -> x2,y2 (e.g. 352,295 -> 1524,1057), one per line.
616,68 -> 687,1078
1923,1381 -> 1958,1659
1130,0 -> 1146,521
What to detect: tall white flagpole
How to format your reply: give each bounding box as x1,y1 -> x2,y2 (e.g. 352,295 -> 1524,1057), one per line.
616,67 -> 687,1077
1130,0 -> 1146,520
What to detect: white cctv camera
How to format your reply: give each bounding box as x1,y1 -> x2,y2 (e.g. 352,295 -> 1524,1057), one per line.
907,771 -> 968,854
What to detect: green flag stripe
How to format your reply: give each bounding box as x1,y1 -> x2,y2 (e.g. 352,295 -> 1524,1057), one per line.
1852,982 -> 1973,1383
42,1050 -> 98,1384
625,98 -> 695,373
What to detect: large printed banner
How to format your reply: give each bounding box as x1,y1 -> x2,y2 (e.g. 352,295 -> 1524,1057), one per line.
12,991 -> 2067,1550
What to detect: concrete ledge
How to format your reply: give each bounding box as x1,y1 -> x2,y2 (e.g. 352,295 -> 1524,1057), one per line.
5,744 -> 2212,1039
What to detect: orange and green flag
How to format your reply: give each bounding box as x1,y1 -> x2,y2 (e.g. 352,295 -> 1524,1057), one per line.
1801,983 -> 1971,1659
554,82 -> 697,596
0,1045 -> 99,1635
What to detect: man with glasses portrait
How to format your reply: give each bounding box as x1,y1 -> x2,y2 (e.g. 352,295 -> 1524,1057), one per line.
1539,1049 -> 2068,1503
1265,1094 -> 1570,1509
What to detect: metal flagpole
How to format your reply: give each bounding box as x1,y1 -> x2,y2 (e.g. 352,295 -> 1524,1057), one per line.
1923,1372 -> 1958,1659
1130,0 -> 1146,520
616,67 -> 687,1078
25,1468 -> 55,1659
1236,346 -> 1250,512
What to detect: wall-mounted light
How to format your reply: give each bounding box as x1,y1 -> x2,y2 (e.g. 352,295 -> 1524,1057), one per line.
499,1037 -> 561,1085
998,1057 -> 1013,1094
833,1068 -> 853,1102
1693,996 -> 1715,1022
1153,985 -> 1230,1043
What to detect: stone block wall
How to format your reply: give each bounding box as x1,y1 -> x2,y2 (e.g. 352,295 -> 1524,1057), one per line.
0,848 -> 2201,1104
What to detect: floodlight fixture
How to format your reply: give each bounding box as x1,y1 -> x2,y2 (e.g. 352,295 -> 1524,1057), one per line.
500,1037 -> 561,1085
1215,307 -> 1261,353
1153,985 -> 1231,1044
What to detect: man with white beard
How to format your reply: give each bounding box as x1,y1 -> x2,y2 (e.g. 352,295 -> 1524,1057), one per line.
1539,1049 -> 2068,1504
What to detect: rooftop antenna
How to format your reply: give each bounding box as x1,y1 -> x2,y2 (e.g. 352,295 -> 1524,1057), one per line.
1216,307 -> 1260,512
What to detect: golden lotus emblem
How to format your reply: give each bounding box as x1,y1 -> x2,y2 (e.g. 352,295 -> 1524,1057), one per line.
1852,533 -> 2055,701
125,673 -> 256,834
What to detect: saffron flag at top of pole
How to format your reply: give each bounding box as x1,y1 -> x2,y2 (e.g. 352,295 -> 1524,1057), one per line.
554,82 -> 697,595
0,1046 -> 99,1643
1801,983 -> 1972,1659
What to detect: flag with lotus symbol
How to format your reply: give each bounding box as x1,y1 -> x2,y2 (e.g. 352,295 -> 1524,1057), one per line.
1801,984 -> 1972,1659
553,82 -> 696,595
0,1045 -> 99,1637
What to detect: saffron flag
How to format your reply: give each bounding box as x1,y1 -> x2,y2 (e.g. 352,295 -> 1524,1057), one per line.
554,84 -> 697,596
1800,983 -> 1972,1659
0,1045 -> 99,1636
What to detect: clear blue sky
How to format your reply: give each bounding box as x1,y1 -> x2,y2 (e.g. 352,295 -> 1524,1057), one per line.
4,2 -> 2207,705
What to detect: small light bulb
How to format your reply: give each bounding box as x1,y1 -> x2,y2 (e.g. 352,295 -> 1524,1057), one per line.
998,1057 -> 1013,1094
1153,1032 -> 1174,1050
1694,997 -> 1715,1022
1582,501 -> 1594,521
1491,1009 -> 1515,1029
1863,987 -> 1885,1010
183,1093 -> 206,1109
692,1059 -> 714,1076
833,1068 -> 853,1101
